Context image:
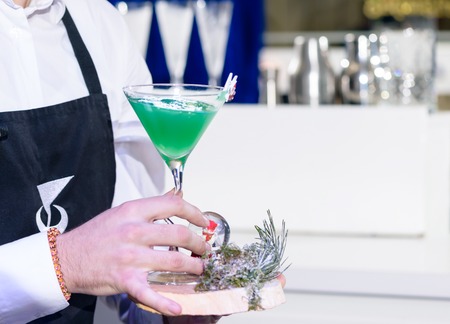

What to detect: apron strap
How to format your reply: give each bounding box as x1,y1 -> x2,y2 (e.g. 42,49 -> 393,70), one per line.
62,8 -> 103,95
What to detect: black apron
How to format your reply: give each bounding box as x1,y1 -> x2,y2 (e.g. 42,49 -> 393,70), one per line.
0,9 -> 116,323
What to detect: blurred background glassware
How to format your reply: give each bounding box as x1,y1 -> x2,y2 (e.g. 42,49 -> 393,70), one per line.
259,63 -> 280,108
115,1 -> 153,57
194,0 -> 234,87
374,16 -> 437,111
288,36 -> 336,106
339,33 -> 379,105
155,0 -> 194,83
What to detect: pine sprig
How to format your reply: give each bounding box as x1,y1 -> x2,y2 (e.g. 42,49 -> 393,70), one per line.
254,210 -> 290,281
195,210 -> 290,310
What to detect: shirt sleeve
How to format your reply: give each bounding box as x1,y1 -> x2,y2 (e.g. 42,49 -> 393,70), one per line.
0,232 -> 69,323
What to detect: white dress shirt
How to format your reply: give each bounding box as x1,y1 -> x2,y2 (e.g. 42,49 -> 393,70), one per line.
0,0 -> 164,322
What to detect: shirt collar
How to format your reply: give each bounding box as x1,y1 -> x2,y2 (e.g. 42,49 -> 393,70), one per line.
25,0 -> 55,15
1,0 -> 64,19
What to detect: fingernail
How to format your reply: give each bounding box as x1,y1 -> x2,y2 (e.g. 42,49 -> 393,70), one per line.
168,302 -> 181,315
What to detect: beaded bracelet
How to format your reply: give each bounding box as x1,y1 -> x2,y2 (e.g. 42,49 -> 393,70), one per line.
47,227 -> 71,301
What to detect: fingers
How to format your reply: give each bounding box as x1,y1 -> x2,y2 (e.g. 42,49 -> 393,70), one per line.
155,195 -> 208,228
114,222 -> 207,273
121,194 -> 208,228
140,250 -> 205,275
134,223 -> 209,256
126,276 -> 182,316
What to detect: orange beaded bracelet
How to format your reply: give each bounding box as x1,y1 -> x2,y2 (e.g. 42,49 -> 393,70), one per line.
47,227 -> 71,301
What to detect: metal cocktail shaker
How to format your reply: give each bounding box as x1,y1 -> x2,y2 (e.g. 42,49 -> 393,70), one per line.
259,64 -> 280,108
339,33 -> 379,105
288,36 -> 336,106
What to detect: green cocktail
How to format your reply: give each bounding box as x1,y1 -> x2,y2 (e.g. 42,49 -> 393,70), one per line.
128,98 -> 217,167
123,83 -> 230,193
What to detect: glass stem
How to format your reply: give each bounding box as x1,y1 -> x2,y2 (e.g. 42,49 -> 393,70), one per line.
171,73 -> 183,84
208,76 -> 218,87
167,160 -> 184,252
170,160 -> 184,194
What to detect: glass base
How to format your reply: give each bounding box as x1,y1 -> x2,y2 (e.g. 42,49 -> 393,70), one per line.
147,271 -> 200,286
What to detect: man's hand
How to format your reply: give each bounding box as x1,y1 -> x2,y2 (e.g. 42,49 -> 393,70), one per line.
58,191 -> 210,316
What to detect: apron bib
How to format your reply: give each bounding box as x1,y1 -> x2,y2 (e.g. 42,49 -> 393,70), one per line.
0,9 -> 116,323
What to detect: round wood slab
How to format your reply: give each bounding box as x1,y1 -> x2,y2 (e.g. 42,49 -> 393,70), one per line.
132,279 -> 285,315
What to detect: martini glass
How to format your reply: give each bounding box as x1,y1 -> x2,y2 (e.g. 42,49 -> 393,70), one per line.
115,1 -> 153,57
194,0 -> 233,86
123,81 -> 236,285
155,0 -> 194,83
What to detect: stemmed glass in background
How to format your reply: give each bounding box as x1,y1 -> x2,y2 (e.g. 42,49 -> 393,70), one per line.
155,0 -> 194,83
115,1 -> 153,57
194,0 -> 233,86
119,0 -> 234,87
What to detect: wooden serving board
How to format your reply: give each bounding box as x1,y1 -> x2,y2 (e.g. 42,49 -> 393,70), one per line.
132,279 -> 285,315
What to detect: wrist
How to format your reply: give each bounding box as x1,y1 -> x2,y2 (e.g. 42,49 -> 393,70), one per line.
47,228 -> 71,301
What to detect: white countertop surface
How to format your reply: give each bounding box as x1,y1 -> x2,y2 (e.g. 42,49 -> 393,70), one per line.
182,107 -> 450,299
